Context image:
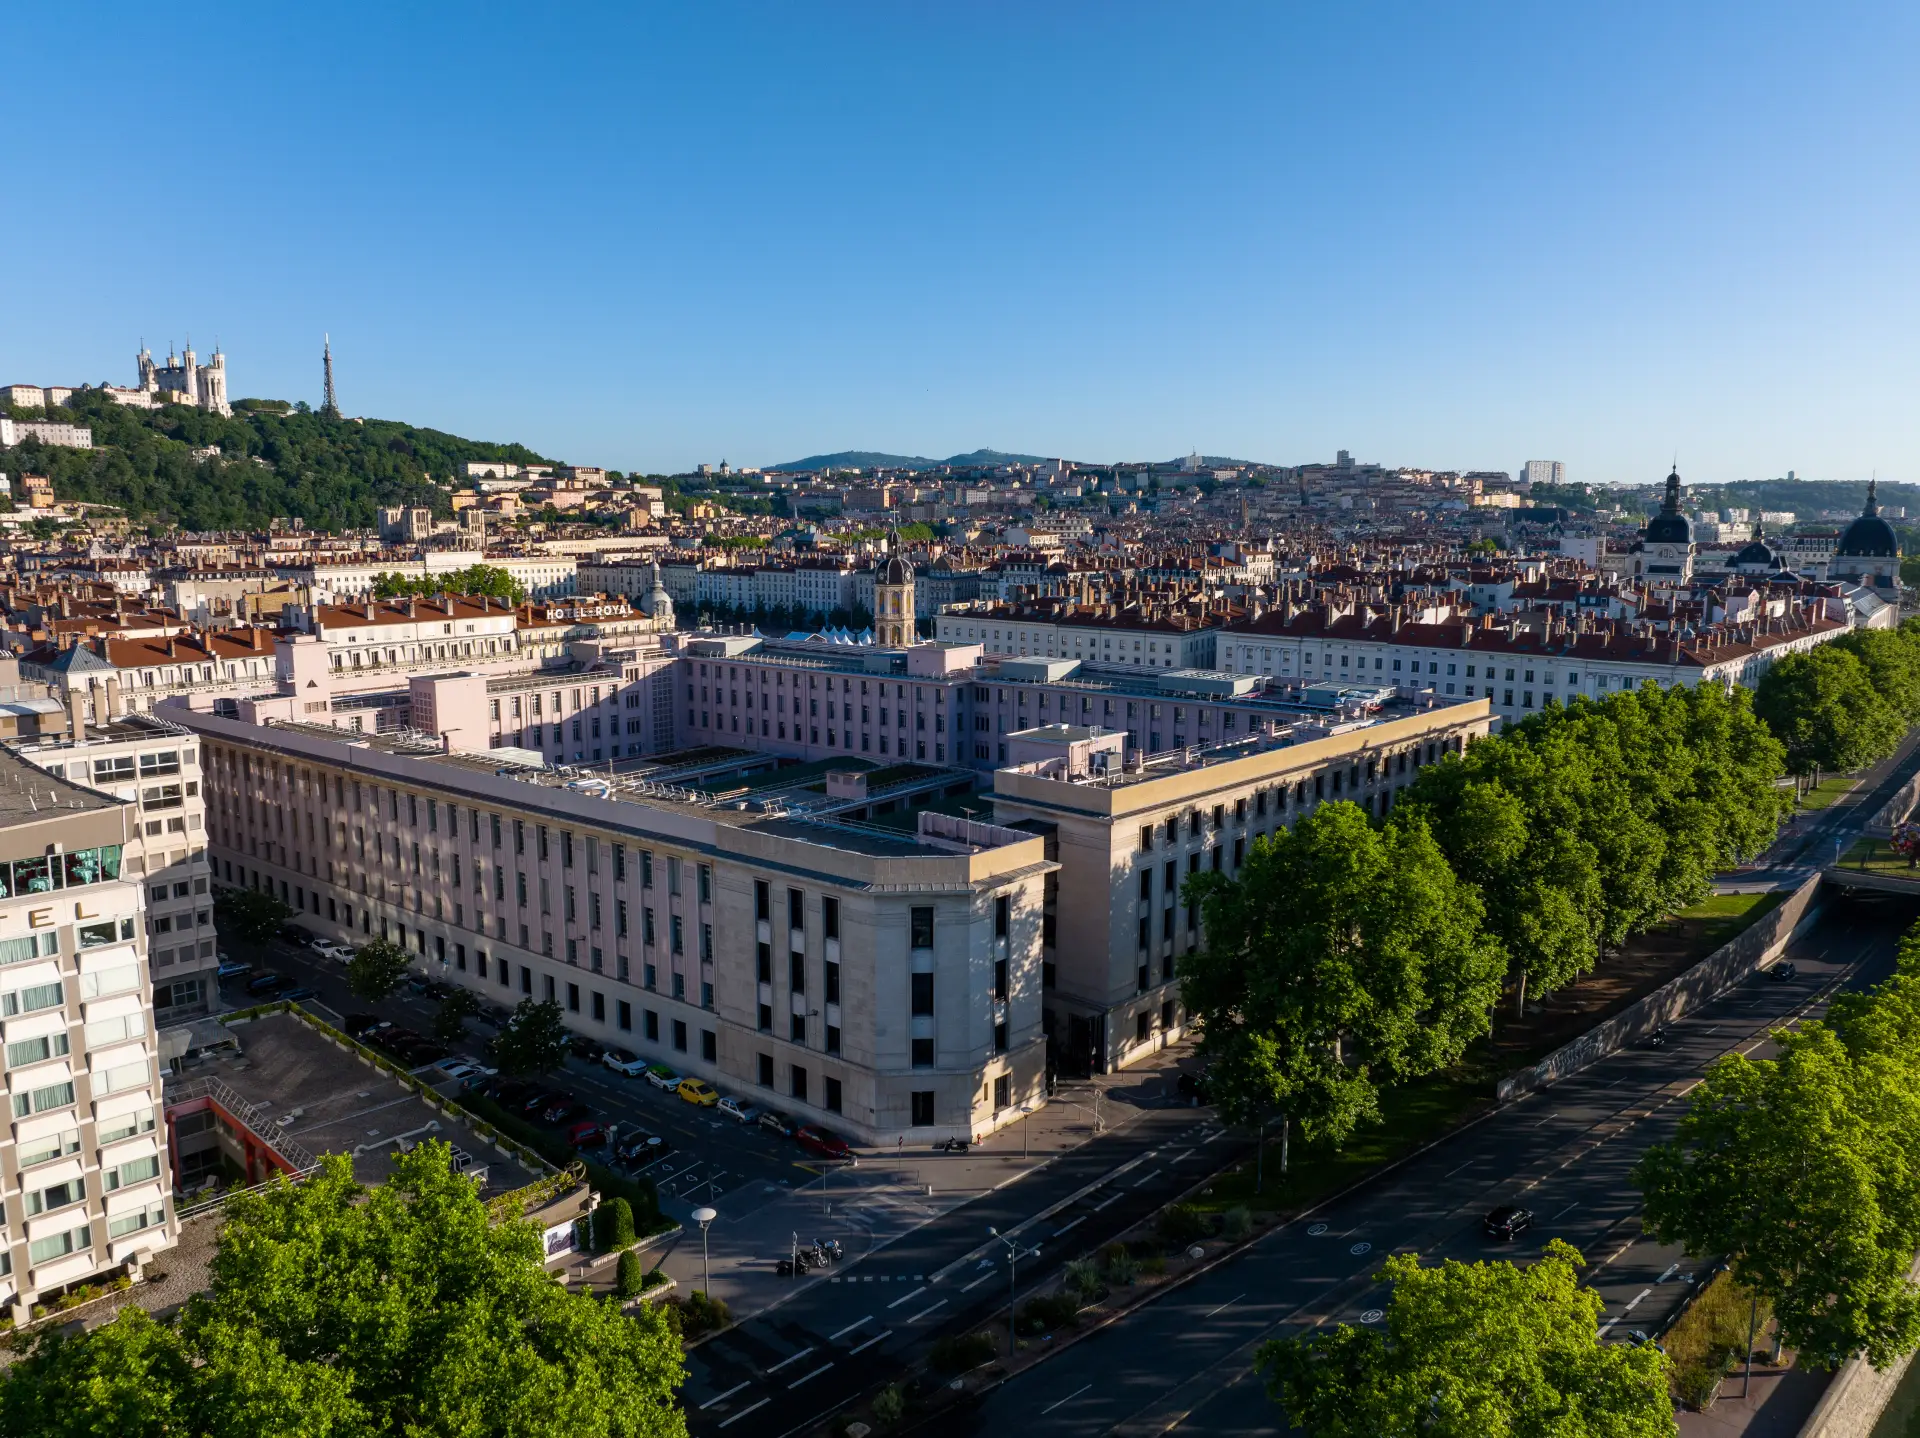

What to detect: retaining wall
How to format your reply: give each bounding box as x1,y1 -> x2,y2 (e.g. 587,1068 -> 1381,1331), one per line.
1866,768 -> 1920,837
1797,1257 -> 1920,1438
1496,874 -> 1823,1103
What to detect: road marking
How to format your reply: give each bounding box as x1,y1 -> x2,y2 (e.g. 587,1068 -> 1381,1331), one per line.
910,1298 -> 948,1323
1054,1216 -> 1086,1237
1202,1129 -> 1228,1143
1657,1263 -> 1679,1284
698,1381 -> 751,1410
961,1272 -> 995,1293
718,1399 -> 770,1428
1443,1160 -> 1472,1179
1205,1293 -> 1245,1319
1166,1148 -> 1195,1163
1093,1191 -> 1123,1211
828,1316 -> 870,1341
787,1363 -> 833,1390
1132,1171 -> 1159,1187
1624,1288 -> 1652,1312
1552,1202 -> 1580,1220
848,1329 -> 892,1355
766,1345 -> 815,1374
1043,1383 -> 1092,1415
1597,1318 -> 1619,1339
886,1285 -> 927,1309
1532,1112 -> 1561,1127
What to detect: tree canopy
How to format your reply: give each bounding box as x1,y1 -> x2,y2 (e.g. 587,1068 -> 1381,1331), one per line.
214,887 -> 292,947
1179,802 -> 1505,1144
0,1144 -> 687,1438
1754,644 -> 1906,777
491,997 -> 571,1076
373,563 -> 527,605
1636,926 -> 1920,1369
1258,1241 -> 1674,1438
346,937 -> 413,1003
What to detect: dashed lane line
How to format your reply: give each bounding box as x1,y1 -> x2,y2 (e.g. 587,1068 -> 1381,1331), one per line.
847,1330 -> 892,1356
886,1285 -> 927,1309
828,1316 -> 870,1342
786,1363 -> 833,1391
697,1381 -> 751,1411
765,1346 -> 815,1375
718,1399 -> 769,1428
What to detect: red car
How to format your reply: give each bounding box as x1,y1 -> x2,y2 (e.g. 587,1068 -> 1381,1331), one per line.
564,1120 -> 607,1149
796,1125 -> 853,1161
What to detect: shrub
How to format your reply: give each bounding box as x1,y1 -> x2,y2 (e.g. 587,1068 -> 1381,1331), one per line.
1063,1257 -> 1102,1300
1665,1271 -> 1767,1411
616,1248 -> 645,1298
1157,1203 -> 1214,1245
597,1197 -> 636,1251
1219,1207 -> 1252,1242
1102,1247 -> 1139,1286
1139,1252 -> 1168,1276
1017,1292 -> 1082,1335
929,1329 -> 998,1373
681,1289 -> 730,1336
871,1384 -> 906,1424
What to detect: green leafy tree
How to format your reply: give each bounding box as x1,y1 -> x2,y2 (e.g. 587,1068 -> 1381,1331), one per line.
1636,945 -> 1920,1369
433,985 -> 482,1044
1754,645 -> 1904,777
346,937 -> 413,1003
0,1143 -> 687,1438
215,887 -> 292,947
616,1250 -> 646,1299
372,563 -> 527,605
491,997 -> 571,1076
1257,1241 -> 1673,1437
1179,802 -> 1505,1166
1833,628 -> 1920,725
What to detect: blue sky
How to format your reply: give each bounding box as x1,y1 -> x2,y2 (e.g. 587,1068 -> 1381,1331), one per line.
6,3 -> 1916,483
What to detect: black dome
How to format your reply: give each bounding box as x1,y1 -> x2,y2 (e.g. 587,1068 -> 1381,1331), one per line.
1645,511 -> 1693,544
1839,513 -> 1898,558
879,554 -> 915,585
1732,538 -> 1776,567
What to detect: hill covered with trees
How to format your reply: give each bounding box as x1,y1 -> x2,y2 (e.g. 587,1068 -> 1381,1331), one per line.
0,389 -> 553,532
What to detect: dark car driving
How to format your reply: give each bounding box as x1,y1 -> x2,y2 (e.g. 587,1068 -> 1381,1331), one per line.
1484,1205 -> 1533,1240
245,973 -> 287,995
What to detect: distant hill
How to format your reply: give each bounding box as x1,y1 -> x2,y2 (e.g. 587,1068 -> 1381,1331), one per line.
770,447 -> 1061,471
1,389 -> 552,531
769,451 -> 937,472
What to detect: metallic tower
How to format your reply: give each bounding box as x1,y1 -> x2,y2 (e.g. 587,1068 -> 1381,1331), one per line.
321,334 -> 340,419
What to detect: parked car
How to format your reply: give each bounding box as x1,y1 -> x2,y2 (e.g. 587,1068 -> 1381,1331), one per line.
717,1096 -> 759,1124
757,1110 -> 797,1138
1483,1205 -> 1533,1240
616,1131 -> 669,1165
245,973 -> 287,995
644,1066 -> 683,1092
216,960 -> 253,979
540,1097 -> 590,1126
475,1004 -> 512,1029
563,1120 -> 608,1149
422,979 -> 454,1000
406,974 -> 433,994
569,1034 -> 608,1062
603,1047 -> 649,1077
677,1078 -> 719,1107
489,1079 -> 539,1109
280,987 -> 316,1003
306,935 -> 334,954
318,943 -> 355,964
279,924 -> 310,944
516,1088 -> 561,1116
796,1125 -> 853,1161
344,1013 -> 383,1039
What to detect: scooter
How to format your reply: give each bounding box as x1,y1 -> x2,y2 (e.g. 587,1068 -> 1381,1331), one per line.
1646,1026 -> 1668,1049
936,1137 -> 970,1153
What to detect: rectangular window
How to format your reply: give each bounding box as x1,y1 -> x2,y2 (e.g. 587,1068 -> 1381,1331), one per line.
910,972 -> 934,1015
825,1075 -> 842,1113
617,999 -> 632,1031
789,951 -> 805,992
911,1036 -> 934,1068
911,1090 -> 934,1126
791,1065 -> 808,1102
823,896 -> 839,940
910,906 -> 934,948
672,1019 -> 687,1052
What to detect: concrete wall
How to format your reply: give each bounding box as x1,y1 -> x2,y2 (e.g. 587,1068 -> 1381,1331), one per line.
1496,874 -> 1823,1102
1866,767 -> 1920,837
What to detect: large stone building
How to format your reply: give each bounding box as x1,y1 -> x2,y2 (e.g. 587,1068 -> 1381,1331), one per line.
988,696 -> 1494,1074
181,710 -> 1056,1144
0,747 -> 171,1322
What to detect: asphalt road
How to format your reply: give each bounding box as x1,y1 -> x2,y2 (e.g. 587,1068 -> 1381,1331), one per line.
917,896 -> 1917,1438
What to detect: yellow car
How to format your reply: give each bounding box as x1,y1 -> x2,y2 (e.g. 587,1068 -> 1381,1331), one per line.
676,1077 -> 719,1106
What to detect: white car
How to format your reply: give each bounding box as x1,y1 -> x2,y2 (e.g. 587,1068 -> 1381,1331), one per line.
319,943 -> 355,964
602,1048 -> 650,1077
644,1067 -> 683,1092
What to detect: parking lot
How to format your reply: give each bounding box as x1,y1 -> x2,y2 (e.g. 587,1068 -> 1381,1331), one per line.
214,935 -> 855,1221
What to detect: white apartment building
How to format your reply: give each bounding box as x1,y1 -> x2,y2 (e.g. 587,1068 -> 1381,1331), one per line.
0,418 -> 93,450
12,716 -> 218,1023
183,710 -> 1056,1144
268,553 -> 578,602
0,748 -> 171,1323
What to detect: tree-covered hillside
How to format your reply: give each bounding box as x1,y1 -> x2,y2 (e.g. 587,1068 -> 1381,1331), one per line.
0,390 -> 553,532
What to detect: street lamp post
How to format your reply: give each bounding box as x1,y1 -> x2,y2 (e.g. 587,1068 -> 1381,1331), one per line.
988,1226 -> 1029,1357
691,1206 -> 717,1297
1022,1103 -> 1034,1159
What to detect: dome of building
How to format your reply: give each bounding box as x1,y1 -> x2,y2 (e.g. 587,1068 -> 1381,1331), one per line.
880,552 -> 914,586
1643,467 -> 1693,545
1732,529 -> 1778,568
1838,479 -> 1899,558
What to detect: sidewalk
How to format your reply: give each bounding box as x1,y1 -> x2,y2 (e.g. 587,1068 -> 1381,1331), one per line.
624,1041 -> 1201,1321
1677,1363 -> 1830,1438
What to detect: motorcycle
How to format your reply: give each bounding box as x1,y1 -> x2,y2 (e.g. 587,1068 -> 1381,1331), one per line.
776,1252 -> 818,1277
1646,1026 -> 1668,1049
936,1137 -> 970,1153
815,1238 -> 843,1262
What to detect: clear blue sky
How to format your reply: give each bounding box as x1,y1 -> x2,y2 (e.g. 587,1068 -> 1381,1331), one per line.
6,3 -> 1917,484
